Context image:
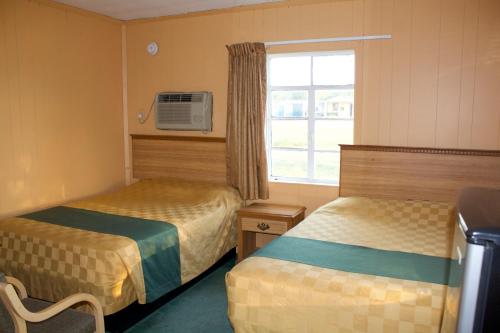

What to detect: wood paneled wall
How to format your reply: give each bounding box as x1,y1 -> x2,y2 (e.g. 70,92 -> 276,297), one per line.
0,0 -> 125,218
126,0 -> 500,149
125,0 -> 500,212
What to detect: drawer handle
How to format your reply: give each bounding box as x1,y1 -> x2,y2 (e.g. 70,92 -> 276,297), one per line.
257,222 -> 270,231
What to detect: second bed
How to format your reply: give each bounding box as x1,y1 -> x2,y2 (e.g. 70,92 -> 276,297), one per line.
227,196 -> 453,332
226,144 -> 500,333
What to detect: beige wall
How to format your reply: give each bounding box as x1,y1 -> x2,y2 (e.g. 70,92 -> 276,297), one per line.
123,0 -> 500,213
0,0 -> 125,218
2,0 -> 497,216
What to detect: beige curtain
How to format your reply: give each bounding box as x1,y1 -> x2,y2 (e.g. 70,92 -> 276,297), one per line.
226,42 -> 269,200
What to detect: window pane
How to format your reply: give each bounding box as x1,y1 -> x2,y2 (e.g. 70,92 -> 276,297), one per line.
314,152 -> 340,181
271,149 -> 308,178
271,120 -> 307,149
271,91 -> 308,118
315,89 -> 354,119
313,53 -> 355,85
315,120 -> 353,151
270,56 -> 311,86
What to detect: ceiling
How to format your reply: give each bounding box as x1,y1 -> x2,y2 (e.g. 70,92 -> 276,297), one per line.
54,0 -> 282,20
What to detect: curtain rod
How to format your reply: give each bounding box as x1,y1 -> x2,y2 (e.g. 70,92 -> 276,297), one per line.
264,34 -> 392,46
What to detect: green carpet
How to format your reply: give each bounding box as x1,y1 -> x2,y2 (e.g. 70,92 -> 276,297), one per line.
125,257 -> 235,333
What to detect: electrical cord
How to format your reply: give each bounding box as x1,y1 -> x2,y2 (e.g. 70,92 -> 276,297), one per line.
140,96 -> 156,124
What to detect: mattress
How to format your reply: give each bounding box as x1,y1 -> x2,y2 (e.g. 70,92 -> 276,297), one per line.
226,197 -> 454,333
0,178 -> 242,315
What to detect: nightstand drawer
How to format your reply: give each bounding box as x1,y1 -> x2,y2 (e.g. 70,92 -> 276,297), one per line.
240,217 -> 287,235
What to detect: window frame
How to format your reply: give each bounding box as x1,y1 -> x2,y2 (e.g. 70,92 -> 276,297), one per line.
266,50 -> 355,185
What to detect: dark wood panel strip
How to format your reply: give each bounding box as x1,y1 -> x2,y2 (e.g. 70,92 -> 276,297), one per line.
131,134 -> 226,143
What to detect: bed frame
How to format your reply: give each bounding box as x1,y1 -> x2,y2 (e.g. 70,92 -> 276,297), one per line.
339,144 -> 500,202
131,134 -> 227,184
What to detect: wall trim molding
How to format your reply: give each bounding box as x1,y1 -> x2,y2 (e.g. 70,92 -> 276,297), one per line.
130,134 -> 226,143
122,24 -> 132,185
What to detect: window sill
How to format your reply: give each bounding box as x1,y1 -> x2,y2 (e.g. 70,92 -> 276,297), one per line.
269,178 -> 339,187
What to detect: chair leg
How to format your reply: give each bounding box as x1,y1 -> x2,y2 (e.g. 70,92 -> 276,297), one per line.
12,316 -> 28,333
0,284 -> 27,333
93,305 -> 105,333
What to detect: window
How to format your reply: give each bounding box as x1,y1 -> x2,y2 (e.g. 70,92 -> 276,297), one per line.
266,51 -> 355,184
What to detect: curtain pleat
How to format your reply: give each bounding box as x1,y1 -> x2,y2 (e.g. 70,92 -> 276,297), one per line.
226,42 -> 269,200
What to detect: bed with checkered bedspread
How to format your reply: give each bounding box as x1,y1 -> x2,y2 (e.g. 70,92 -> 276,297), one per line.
226,197 -> 454,333
0,178 -> 242,315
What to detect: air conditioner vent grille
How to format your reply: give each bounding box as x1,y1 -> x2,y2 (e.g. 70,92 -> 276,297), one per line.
155,91 -> 212,131
157,104 -> 192,124
158,93 -> 203,103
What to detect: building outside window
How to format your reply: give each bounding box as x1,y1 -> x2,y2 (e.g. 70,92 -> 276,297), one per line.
266,51 -> 355,184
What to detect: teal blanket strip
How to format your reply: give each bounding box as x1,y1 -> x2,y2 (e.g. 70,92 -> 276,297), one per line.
21,206 -> 181,302
254,236 -> 451,285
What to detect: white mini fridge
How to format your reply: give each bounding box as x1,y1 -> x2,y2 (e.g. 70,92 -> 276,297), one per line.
442,187 -> 500,333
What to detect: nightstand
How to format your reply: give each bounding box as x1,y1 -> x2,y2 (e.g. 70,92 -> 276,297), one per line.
237,203 -> 306,262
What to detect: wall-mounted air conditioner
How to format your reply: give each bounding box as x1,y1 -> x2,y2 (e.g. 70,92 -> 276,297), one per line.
155,92 -> 212,131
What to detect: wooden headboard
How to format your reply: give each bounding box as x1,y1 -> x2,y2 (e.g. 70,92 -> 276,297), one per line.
131,135 -> 227,184
339,144 -> 500,202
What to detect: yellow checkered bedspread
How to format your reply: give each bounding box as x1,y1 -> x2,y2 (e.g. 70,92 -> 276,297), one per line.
226,197 -> 454,333
0,178 -> 242,315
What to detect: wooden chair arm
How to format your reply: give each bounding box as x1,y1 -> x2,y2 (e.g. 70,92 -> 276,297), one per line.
5,276 -> 28,299
1,284 -> 104,333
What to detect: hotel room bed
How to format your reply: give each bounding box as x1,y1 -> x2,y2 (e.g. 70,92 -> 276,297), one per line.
226,196 -> 454,332
226,144 -> 500,333
0,178 -> 242,315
